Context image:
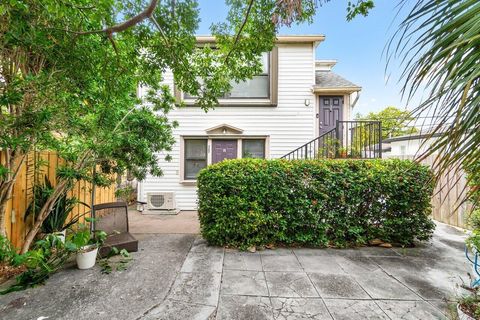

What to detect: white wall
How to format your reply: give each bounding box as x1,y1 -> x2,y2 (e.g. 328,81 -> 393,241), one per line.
138,43 -> 318,210
386,137 -> 438,158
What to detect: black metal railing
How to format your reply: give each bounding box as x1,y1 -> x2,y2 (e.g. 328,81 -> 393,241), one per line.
281,120 -> 382,160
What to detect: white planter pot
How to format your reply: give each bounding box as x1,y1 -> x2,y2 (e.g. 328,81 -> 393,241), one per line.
457,303 -> 475,320
76,245 -> 98,270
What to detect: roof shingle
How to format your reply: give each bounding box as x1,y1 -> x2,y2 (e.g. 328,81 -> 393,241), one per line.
315,70 -> 360,89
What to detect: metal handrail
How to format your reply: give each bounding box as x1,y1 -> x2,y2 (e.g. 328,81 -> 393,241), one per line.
281,120 -> 382,160
281,128 -> 336,160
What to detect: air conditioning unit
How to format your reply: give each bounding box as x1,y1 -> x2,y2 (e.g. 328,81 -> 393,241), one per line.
145,192 -> 178,214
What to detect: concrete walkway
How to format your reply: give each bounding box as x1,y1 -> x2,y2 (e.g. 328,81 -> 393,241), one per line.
129,210 -> 200,234
141,222 -> 468,320
0,223 -> 469,320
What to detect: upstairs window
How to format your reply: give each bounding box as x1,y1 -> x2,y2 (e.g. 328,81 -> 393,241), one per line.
183,52 -> 271,100
225,53 -> 269,99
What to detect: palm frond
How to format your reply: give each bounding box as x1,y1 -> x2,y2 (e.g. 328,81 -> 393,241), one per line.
390,0 -> 480,191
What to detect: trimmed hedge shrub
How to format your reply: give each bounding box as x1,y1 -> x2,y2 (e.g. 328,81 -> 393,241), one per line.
197,159 -> 435,248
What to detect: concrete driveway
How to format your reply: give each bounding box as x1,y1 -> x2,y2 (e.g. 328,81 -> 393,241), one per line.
0,222 -> 469,320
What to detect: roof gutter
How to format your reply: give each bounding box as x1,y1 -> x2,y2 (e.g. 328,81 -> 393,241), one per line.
196,35 -> 326,44
312,86 -> 362,94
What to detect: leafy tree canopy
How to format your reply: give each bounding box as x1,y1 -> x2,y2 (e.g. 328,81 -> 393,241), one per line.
356,106 -> 417,139
3,0 -> 373,248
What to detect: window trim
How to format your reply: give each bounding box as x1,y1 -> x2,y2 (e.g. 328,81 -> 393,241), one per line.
175,47 -> 278,106
242,139 -> 266,159
183,139 -> 208,181
180,136 -> 269,184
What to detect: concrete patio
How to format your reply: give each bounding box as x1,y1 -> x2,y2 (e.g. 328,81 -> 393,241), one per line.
0,222 -> 469,320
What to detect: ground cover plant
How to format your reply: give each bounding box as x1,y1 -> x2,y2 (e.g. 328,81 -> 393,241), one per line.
198,158 -> 435,249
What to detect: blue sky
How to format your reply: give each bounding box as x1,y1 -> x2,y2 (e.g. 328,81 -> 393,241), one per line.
196,0 -> 418,116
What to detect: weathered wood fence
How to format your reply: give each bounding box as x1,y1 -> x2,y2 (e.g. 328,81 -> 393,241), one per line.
1,151 -> 115,249
388,155 -> 472,229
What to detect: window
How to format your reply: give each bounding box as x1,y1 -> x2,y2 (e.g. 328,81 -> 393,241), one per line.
242,139 -> 265,159
184,52 -> 270,100
184,139 -> 208,180
182,137 -> 268,182
226,53 -> 269,99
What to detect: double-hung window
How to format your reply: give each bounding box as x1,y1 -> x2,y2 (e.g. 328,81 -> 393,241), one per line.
225,53 -> 269,99
184,139 -> 208,180
242,139 -> 266,159
180,50 -> 277,104
183,137 -> 267,181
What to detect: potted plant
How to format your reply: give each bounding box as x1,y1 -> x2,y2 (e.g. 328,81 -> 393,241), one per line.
71,219 -> 107,270
338,147 -> 348,158
26,176 -> 88,241
42,194 -> 89,242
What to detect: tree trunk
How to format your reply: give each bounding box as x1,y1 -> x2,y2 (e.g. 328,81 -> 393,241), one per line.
20,179 -> 69,253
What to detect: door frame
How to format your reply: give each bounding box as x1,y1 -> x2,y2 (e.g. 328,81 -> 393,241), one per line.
315,94 -> 348,138
211,139 -> 239,164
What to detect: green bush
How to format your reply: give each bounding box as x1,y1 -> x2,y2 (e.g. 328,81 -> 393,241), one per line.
197,159 -> 435,249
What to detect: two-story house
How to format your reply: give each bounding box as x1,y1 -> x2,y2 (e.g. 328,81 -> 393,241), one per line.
138,35 -> 374,212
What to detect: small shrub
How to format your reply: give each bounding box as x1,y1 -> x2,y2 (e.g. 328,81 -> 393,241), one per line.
197,159 -> 435,249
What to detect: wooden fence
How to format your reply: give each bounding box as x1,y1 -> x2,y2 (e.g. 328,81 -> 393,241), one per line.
388,155 -> 472,229
1,151 -> 115,249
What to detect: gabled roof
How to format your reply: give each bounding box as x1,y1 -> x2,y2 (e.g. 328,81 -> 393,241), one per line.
314,70 -> 361,93
205,124 -> 244,135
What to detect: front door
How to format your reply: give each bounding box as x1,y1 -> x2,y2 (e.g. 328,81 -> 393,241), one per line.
212,140 -> 237,164
319,96 -> 343,135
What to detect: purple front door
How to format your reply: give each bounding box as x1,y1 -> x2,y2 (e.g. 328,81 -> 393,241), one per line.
319,96 -> 343,135
212,140 -> 237,164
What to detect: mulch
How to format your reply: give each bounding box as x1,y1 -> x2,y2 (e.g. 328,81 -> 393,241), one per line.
0,262 -> 26,285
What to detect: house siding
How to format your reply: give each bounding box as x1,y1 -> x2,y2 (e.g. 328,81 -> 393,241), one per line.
138,43 -> 317,210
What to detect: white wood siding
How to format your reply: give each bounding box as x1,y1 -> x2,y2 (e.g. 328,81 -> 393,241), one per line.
138,43 -> 317,210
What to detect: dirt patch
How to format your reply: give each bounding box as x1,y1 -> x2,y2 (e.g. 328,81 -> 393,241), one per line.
0,262 -> 26,285
459,302 -> 479,319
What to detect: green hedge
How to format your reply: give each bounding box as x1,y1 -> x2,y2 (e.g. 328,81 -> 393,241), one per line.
197,159 -> 435,248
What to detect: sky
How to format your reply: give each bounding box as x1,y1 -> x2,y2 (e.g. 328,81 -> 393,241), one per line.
196,0 -> 419,116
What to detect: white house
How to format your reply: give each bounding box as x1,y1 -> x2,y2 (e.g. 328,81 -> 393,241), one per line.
383,131 -> 442,159
138,35 -> 365,211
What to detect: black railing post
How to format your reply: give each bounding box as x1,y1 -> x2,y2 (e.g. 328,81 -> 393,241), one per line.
378,121 -> 382,158
335,120 -> 340,158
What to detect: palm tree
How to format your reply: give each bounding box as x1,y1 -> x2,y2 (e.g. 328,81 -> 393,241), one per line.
390,0 -> 479,181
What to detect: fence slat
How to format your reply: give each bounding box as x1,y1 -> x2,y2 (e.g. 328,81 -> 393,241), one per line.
1,150 -> 116,249
388,154 -> 471,228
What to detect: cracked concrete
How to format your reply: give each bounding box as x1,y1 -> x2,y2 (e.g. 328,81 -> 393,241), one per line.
0,222 -> 469,320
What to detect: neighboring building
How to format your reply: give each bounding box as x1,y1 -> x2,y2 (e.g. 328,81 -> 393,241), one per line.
138,35 -> 367,211
383,131 -> 442,158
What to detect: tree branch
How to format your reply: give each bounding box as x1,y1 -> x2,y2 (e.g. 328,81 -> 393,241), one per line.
224,0 -> 255,63
75,0 -> 159,35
